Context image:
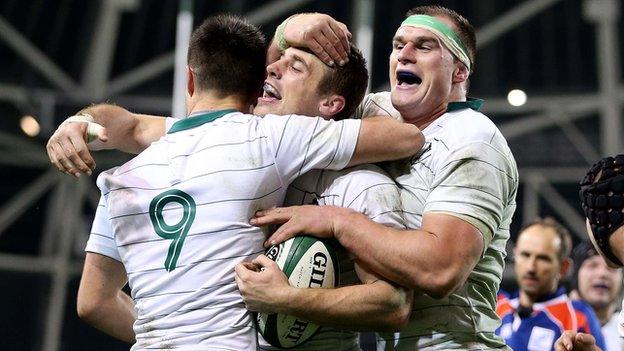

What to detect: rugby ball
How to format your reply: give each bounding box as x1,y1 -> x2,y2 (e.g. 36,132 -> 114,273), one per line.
257,235 -> 339,348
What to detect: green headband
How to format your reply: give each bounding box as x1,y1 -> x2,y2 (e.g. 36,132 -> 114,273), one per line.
400,15 -> 471,72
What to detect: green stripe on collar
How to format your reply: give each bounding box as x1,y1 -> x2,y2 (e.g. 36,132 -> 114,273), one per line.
446,98 -> 484,113
168,109 -> 238,133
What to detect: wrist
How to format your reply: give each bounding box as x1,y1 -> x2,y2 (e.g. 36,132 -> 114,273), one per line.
275,285 -> 299,314
332,207 -> 355,242
274,15 -> 297,51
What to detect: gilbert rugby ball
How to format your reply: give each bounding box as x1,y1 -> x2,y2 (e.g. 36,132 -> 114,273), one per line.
257,235 -> 339,348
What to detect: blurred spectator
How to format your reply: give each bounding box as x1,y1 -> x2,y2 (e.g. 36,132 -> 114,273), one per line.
571,241 -> 623,351
496,217 -> 606,350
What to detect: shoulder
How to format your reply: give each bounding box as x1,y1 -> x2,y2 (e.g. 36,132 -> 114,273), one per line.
432,109 -> 517,174
436,109 -> 501,147
358,91 -> 400,119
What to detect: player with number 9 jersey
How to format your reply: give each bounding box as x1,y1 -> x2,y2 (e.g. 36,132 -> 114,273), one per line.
86,109 -> 362,350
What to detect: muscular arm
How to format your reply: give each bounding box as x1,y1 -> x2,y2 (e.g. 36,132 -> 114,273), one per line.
78,104 -> 165,153
258,209 -> 483,298
235,255 -> 412,331
349,116 -> 424,166
77,252 -> 136,343
334,211 -> 484,298
284,262 -> 412,331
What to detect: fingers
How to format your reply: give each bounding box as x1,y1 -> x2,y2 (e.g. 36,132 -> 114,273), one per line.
328,20 -> 351,60
319,26 -> 347,66
235,262 -> 255,280
574,333 -> 597,348
308,37 -> 334,67
265,224 -> 298,247
69,134 -> 95,174
336,21 -> 352,40
47,122 -> 95,178
555,331 -> 576,351
250,207 -> 292,226
48,140 -> 79,178
252,254 -> 277,268
285,14 -> 351,67
61,139 -> 88,177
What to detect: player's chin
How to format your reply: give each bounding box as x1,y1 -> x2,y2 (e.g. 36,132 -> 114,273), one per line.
252,104 -> 270,117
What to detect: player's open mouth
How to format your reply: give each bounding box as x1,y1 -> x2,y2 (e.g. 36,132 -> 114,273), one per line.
396,71 -> 422,86
591,283 -> 610,292
262,83 -> 282,100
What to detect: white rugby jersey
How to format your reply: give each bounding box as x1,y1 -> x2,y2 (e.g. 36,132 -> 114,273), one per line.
85,109 -> 361,350
358,93 -> 517,350
258,164 -> 407,351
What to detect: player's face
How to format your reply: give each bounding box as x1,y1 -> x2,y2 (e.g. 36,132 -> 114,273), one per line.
577,254 -> 623,309
254,47 -> 329,118
388,16 -> 461,122
514,225 -> 565,300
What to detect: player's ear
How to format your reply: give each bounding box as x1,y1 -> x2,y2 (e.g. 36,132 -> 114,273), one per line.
452,64 -> 469,84
187,66 -> 195,97
318,95 -> 345,120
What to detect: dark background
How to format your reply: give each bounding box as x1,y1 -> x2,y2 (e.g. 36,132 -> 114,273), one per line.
0,0 -> 621,349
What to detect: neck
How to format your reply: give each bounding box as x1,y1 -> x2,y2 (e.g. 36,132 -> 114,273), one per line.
518,290 -> 536,308
398,87 -> 466,130
400,103 -> 448,130
187,93 -> 249,116
519,286 -> 557,308
593,303 -> 615,326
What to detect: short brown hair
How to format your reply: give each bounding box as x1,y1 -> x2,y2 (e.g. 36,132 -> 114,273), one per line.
406,5 -> 477,71
187,14 -> 267,103
316,43 -> 368,120
520,217 -> 573,263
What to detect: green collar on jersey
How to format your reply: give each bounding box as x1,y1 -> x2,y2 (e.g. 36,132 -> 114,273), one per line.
446,98 -> 484,113
168,109 -> 238,133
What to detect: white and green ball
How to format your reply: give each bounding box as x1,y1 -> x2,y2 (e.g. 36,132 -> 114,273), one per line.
257,236 -> 339,348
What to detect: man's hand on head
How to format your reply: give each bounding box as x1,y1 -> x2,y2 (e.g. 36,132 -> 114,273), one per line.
283,13 -> 351,67
46,117 -> 108,178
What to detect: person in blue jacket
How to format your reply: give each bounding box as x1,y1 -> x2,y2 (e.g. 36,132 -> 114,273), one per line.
496,217 -> 606,350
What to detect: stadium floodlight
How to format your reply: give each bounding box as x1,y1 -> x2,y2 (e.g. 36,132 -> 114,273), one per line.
507,89 -> 527,107
20,115 -> 40,137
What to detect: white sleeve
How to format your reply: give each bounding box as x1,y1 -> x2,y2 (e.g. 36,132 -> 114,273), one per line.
85,195 -> 121,262
424,142 -> 518,246
259,114 -> 361,185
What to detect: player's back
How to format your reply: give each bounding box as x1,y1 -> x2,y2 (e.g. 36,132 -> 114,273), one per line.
99,111 -> 286,350
90,109 -> 361,350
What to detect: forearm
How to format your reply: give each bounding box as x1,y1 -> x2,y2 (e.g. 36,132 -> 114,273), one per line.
281,282 -> 410,331
79,104 -> 165,153
348,117 -> 424,166
332,210 -> 478,297
79,290 -> 136,343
